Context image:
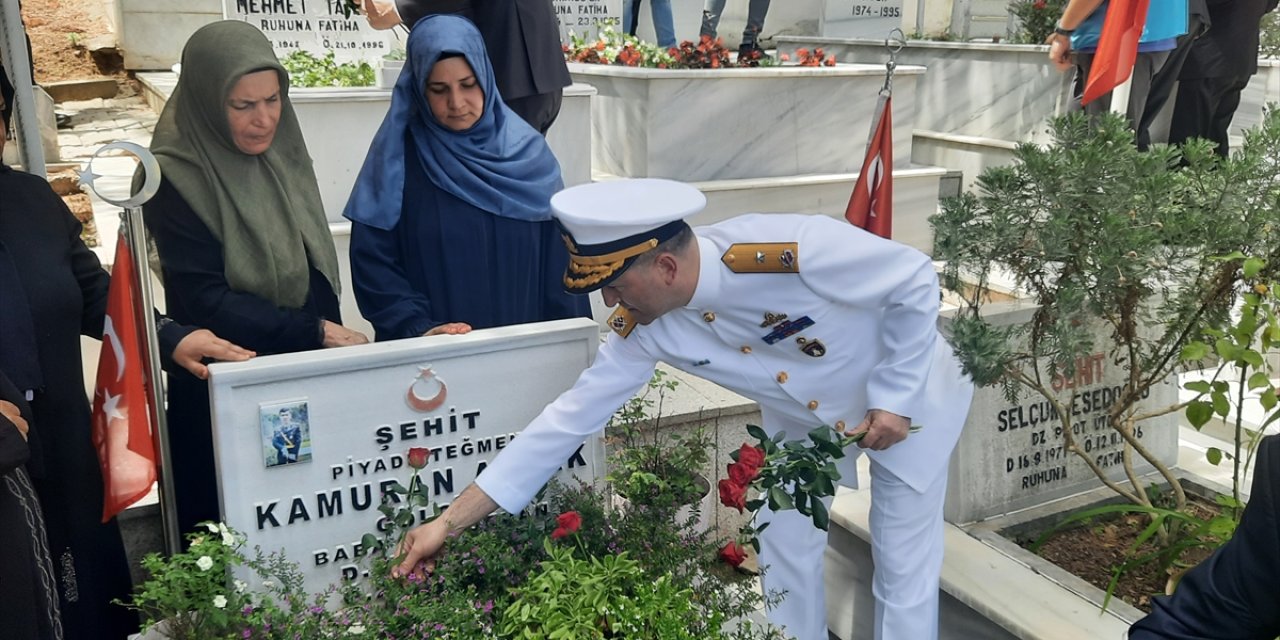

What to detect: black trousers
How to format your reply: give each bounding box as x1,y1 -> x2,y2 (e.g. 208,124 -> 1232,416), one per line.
1168,73 -> 1254,157
503,90 -> 564,136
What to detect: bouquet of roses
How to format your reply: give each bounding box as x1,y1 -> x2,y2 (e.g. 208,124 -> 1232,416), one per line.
716,423 -> 919,567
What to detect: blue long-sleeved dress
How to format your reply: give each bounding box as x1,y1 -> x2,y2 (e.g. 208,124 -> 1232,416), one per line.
350,143 -> 590,341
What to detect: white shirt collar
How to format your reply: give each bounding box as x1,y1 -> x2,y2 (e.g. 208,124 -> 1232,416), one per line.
686,235 -> 722,312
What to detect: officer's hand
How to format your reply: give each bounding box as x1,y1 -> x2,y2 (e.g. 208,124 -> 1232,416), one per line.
424,323 -> 472,337
360,0 -> 403,30
845,409 -> 910,451
173,329 -> 256,380
392,520 -> 449,580
1,400 -> 28,441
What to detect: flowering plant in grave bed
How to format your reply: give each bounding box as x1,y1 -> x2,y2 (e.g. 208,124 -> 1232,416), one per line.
126,445 -> 790,639
564,26 -> 834,69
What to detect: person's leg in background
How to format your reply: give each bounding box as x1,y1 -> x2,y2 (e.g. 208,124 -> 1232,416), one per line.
648,0 -> 677,48
700,0 -> 729,39
740,0 -> 772,52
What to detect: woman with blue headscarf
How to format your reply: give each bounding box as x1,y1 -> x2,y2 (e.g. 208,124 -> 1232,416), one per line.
345,15 -> 589,340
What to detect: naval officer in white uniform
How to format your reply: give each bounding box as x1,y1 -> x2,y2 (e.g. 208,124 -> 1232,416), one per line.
395,178 -> 974,640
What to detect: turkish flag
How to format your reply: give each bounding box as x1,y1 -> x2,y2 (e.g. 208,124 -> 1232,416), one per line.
1081,0 -> 1151,105
91,232 -> 157,522
845,94 -> 893,239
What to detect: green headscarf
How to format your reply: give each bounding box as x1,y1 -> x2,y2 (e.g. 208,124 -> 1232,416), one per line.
147,20 -> 340,308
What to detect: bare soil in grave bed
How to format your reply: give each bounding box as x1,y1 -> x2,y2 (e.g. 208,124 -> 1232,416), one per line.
21,0 -> 125,84
1015,497 -> 1220,612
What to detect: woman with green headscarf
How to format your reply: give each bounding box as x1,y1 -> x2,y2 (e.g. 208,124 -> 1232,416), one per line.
144,21 -> 369,535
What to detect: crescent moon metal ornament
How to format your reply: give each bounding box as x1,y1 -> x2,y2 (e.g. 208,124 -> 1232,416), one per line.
79,140 -> 163,208
405,366 -> 447,413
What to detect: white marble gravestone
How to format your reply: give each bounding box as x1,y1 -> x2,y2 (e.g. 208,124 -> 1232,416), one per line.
821,0 -> 905,39
207,319 -> 605,594
940,303 -> 1181,525
554,0 -> 623,43
223,0 -> 394,64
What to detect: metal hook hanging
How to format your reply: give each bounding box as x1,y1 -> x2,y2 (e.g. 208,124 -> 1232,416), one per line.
881,28 -> 905,96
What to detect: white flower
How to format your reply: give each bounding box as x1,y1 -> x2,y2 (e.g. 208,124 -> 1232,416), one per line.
261,580 -> 275,589
346,624 -> 366,635
196,556 -> 213,571
218,523 -> 235,546
212,595 -> 227,609
205,522 -> 220,533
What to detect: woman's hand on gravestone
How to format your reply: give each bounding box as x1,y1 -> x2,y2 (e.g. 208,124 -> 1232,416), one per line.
424,322 -> 472,337
172,329 -> 256,380
323,321 -> 370,348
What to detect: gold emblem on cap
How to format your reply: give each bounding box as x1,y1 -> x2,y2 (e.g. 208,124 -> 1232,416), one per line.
721,243 -> 800,274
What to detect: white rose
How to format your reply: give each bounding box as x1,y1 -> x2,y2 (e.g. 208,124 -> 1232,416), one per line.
262,580 -> 275,589
212,595 -> 227,609
196,556 -> 213,571
218,523 -> 235,546
205,522 -> 220,533
346,624 -> 366,635
234,580 -> 247,593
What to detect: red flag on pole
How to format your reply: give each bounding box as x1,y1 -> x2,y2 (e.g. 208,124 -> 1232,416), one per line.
1081,0 -> 1151,105
91,232 -> 158,522
845,94 -> 893,239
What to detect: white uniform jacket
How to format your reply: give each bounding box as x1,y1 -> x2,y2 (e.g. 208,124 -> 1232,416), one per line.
477,214 -> 974,512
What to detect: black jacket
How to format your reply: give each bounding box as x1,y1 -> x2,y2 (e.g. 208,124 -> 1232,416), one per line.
1181,0 -> 1280,79
1129,435 -> 1280,639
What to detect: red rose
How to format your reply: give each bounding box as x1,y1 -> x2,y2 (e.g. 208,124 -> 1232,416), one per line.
551,511 -> 582,539
727,460 -> 759,486
719,542 -> 748,567
406,447 -> 431,470
718,478 -> 747,513
737,444 -> 766,470
1033,0 -> 1047,8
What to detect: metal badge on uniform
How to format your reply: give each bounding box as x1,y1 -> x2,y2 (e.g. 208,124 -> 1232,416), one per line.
721,243 -> 800,274
607,308 -> 637,338
797,336 -> 826,357
762,316 -> 814,344
760,311 -> 788,327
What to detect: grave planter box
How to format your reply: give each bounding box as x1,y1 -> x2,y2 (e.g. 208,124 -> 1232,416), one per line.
566,62 -> 923,182
825,475 -> 1240,639
776,36 -> 1069,143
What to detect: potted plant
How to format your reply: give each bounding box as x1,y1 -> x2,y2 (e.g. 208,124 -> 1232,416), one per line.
376,48 -> 406,90
605,370 -> 715,533
930,110 -> 1280,605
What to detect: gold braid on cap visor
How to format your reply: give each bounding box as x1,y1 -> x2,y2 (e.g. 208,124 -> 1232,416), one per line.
562,236 -> 659,289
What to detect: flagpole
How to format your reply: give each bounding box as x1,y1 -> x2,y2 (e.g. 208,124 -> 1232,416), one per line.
82,142 -> 182,555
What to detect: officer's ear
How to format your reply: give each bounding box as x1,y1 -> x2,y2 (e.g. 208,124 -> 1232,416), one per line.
653,252 -> 681,285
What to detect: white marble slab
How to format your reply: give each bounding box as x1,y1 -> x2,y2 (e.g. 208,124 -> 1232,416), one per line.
778,36 -> 1072,143
938,301 -> 1181,525
827,490 -> 1136,640
116,0 -> 222,70
571,62 -> 922,182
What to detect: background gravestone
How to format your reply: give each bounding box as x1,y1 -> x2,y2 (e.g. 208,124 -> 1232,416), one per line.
941,303 -> 1181,525
207,319 -> 605,594
222,0 -> 396,64
554,0 -> 623,43
820,0 -> 905,38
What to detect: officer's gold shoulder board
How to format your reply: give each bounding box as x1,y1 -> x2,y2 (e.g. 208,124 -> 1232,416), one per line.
721,243 -> 799,274
607,307 -> 637,338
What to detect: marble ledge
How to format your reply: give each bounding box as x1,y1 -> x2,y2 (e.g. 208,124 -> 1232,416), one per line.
777,35 -> 1049,54
914,129 -> 1020,151
829,491 -> 1135,640
567,61 -> 925,79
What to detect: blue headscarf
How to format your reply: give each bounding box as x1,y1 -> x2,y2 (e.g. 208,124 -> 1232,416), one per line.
343,15 -> 562,230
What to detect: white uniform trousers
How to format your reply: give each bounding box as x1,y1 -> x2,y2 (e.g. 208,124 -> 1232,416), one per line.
757,456 -> 949,640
